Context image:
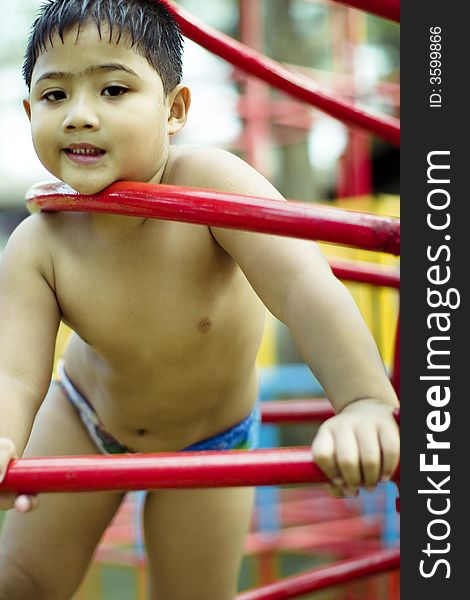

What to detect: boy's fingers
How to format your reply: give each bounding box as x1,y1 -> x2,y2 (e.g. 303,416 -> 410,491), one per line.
356,427 -> 381,489
326,483 -> 345,498
312,427 -> 342,484
379,424 -> 400,480
0,438 -> 17,482
334,428 -> 360,491
341,486 -> 359,497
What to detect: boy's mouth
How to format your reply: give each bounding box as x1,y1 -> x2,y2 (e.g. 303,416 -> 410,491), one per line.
63,143 -> 106,164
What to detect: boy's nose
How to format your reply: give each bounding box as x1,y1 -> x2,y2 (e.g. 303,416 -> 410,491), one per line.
63,100 -> 100,131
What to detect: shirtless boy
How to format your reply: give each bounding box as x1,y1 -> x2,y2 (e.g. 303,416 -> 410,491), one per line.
0,1 -> 399,598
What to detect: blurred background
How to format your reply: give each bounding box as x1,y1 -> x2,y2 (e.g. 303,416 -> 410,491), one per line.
0,2 -> 400,598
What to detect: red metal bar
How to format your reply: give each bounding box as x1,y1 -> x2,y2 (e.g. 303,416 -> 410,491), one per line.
239,0 -> 272,175
165,2 -> 400,146
26,182 -> 401,255
329,257 -> 400,288
261,402 -> 400,425
330,0 -> 400,23
333,8 -> 373,199
261,400 -> 335,423
235,69 -> 401,111
0,447 -> 399,496
237,548 -> 399,599
0,448 -> 327,495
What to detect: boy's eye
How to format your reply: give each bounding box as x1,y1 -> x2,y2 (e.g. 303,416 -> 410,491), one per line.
102,85 -> 128,97
42,90 -> 66,102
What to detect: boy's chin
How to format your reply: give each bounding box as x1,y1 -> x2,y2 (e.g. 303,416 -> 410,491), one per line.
65,180 -> 111,196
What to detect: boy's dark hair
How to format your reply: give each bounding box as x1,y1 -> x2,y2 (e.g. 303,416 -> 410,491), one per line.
23,0 -> 184,94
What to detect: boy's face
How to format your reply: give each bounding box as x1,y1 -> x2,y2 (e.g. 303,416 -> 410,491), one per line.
24,24 -> 189,195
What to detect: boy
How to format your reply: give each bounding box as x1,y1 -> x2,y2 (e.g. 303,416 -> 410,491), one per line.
0,1 -> 399,598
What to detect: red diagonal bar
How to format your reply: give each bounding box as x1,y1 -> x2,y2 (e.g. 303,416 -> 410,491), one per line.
26,181 -> 401,255
237,548 -> 399,600
330,0 -> 400,22
164,2 -> 400,146
1,448 -> 327,495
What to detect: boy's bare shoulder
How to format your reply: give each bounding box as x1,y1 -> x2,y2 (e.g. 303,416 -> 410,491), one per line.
163,145 -> 243,188
5,212 -> 53,247
6,210 -> 67,248
2,212 -> 59,285
164,146 -> 282,199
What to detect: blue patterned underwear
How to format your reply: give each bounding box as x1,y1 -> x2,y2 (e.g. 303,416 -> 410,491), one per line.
57,360 -> 260,454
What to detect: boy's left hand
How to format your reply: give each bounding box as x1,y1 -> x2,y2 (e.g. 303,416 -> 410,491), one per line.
311,399 -> 400,497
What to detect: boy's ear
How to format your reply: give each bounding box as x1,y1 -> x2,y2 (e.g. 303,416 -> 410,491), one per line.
167,85 -> 191,135
23,99 -> 32,121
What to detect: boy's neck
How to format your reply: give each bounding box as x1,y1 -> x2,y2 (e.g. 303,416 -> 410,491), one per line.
87,212 -> 148,236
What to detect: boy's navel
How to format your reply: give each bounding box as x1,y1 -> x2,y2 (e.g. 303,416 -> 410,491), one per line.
198,318 -> 213,333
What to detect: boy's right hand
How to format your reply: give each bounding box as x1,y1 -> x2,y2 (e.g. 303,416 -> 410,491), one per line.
0,438 -> 38,513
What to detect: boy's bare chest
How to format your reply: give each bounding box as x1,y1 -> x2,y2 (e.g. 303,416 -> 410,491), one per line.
52,220 -> 249,361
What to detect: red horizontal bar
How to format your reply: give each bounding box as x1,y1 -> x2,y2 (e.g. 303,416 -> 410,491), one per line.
330,0 -> 400,22
328,257 -> 400,288
1,448 -> 327,495
0,447 -> 399,496
261,400 -> 335,423
237,548 -> 399,599
261,402 -> 400,428
26,182 -> 401,255
165,2 -> 400,146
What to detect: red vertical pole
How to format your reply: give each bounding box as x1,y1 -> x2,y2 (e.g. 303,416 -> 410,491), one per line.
333,6 -> 372,198
239,0 -> 272,175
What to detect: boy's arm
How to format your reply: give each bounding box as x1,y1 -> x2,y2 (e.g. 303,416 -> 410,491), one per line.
0,216 -> 61,455
192,149 -> 399,493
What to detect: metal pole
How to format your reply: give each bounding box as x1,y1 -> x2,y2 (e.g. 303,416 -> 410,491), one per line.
329,0 -> 400,23
1,447 -> 399,495
237,548 -> 399,599
239,0 -> 272,175
27,181 -> 401,255
261,400 -> 335,423
165,2 -> 400,145
329,257 -> 400,288
1,448 -> 328,495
